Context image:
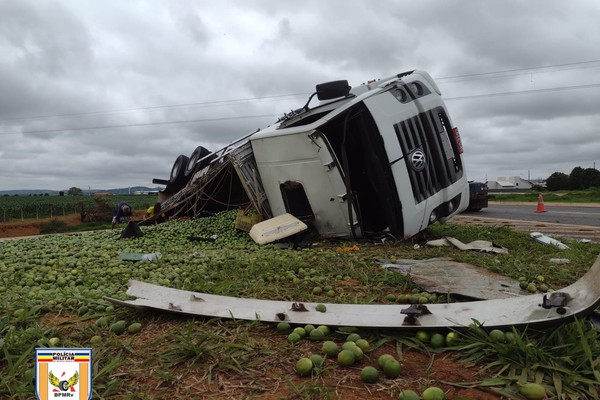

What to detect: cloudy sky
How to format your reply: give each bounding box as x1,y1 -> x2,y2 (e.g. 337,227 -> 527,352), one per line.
1,0 -> 599,191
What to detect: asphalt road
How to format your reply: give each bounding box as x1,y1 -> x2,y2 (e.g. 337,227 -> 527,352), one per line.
464,203 -> 600,227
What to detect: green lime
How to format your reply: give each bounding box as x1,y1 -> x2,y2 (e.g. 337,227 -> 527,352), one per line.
304,324 -> 315,334
337,349 -> 356,366
309,353 -> 324,368
276,322 -> 291,334
504,331 -> 516,343
520,382 -> 546,400
295,357 -> 313,377
90,335 -> 102,345
309,328 -> 325,341
322,340 -> 339,357
422,386 -> 445,400
315,303 -> 327,312
313,286 -> 323,295
416,330 -> 430,342
293,327 -> 307,338
316,325 -> 331,336
127,322 -> 142,334
360,366 -> 379,383
519,280 -> 529,289
398,389 -> 420,400
288,332 -> 302,344
342,341 -> 358,351
430,333 -> 446,348
386,293 -> 396,302
378,354 -> 395,369
347,333 -> 361,342
489,329 -> 506,343
349,344 -> 364,360
445,332 -> 459,346
383,359 -> 401,379
355,338 -> 370,352
527,283 -> 537,293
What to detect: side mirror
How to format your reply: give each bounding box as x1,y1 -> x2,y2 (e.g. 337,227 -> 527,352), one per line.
316,80 -> 351,100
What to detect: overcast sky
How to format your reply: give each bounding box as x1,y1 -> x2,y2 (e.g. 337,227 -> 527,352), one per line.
1,0 -> 599,191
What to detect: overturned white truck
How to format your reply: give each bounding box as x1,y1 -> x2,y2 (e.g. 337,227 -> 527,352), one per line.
153,70 -> 469,240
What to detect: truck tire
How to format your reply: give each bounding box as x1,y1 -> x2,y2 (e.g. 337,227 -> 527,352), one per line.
169,155 -> 189,186
185,146 -> 214,178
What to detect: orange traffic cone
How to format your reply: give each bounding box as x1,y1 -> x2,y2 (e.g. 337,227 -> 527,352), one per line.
536,192 -> 546,213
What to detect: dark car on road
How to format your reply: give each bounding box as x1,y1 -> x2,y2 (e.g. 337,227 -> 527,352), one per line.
466,181 -> 488,211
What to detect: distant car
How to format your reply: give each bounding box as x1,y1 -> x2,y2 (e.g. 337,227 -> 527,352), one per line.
466,181 -> 488,211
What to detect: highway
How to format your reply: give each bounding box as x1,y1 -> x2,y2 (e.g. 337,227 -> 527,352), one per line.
455,202 -> 600,242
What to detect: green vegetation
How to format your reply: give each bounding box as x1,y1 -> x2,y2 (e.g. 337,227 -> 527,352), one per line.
1,210 -> 599,398
489,187 -> 600,203
0,195 -> 155,222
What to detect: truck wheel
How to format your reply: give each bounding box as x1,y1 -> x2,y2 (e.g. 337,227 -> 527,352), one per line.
185,146 -> 214,178
170,155 -> 189,186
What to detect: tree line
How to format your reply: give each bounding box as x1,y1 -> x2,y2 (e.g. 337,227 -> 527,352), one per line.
545,167 -> 600,191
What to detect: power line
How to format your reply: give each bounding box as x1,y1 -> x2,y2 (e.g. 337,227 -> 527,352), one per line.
2,59 -> 600,124
0,93 -> 309,123
0,114 -> 278,136
435,59 -> 600,82
445,82 -> 600,101
1,82 -> 599,136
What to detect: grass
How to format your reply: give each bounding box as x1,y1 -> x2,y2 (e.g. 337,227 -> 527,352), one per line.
1,210 -> 599,398
490,187 -> 600,203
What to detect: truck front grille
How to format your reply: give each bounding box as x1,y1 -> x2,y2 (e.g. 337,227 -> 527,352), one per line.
393,107 -> 463,204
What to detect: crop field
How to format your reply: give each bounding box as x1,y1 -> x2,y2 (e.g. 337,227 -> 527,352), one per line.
1,211 -> 599,399
0,195 -> 156,222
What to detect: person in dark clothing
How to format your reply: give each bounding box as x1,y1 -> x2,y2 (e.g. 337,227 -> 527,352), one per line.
112,201 -> 133,229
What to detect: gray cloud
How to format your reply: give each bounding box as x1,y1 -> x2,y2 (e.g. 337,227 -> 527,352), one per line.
0,0 -> 599,190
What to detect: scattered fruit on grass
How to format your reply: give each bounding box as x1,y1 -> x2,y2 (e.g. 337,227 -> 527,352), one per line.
416,330 -> 430,342
322,341 -> 339,357
445,331 -> 459,346
378,354 -> 395,369
90,335 -> 102,345
312,286 -> 323,295
315,303 -> 327,313
48,337 -> 60,347
348,344 -> 364,360
504,331 -> 516,343
360,366 -> 379,383
293,327 -> 307,338
337,349 -> 356,366
127,322 -> 142,334
539,284 -> 549,292
519,280 -> 529,290
109,320 -> 127,335
309,353 -> 324,368
309,328 -> 325,341
317,325 -> 331,336
276,322 -> 291,334
355,338 -> 370,352
430,333 -> 445,348
536,275 -> 545,283
398,389 -> 420,400
520,382 -> 546,400
304,324 -> 315,334
489,329 -> 506,343
386,293 -> 396,302
527,283 -> 537,293
347,332 -> 361,342
288,332 -> 302,344
295,357 -> 313,377
422,386 -> 445,400
95,317 -> 109,328
382,358 -> 401,379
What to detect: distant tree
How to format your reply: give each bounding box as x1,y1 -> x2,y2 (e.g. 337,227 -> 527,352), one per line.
581,168 -> 600,189
546,172 -> 569,191
68,187 -> 84,196
569,167 -> 586,190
